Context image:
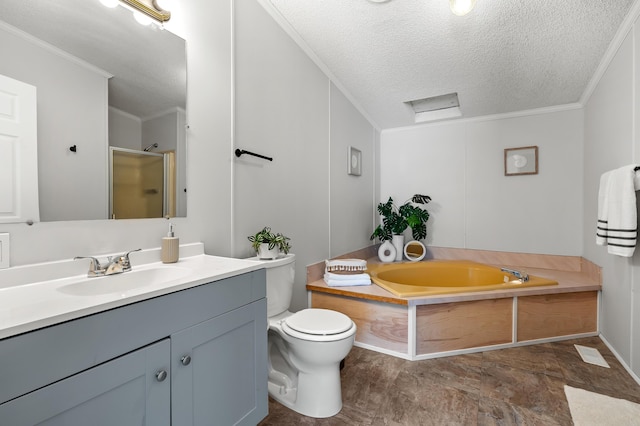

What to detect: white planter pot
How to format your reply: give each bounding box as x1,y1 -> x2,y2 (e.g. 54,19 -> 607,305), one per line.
391,234 -> 404,262
257,243 -> 279,260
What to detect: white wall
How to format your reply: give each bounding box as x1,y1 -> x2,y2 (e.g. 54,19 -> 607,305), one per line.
233,0 -> 376,311
583,21 -> 638,376
109,107 -> 142,150
330,84 -> 377,255
0,24 -> 109,222
380,108 -> 584,255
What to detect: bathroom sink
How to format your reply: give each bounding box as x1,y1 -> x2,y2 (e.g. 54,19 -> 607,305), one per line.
57,265 -> 191,296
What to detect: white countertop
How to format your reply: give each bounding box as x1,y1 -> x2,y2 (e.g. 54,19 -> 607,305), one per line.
0,243 -> 265,339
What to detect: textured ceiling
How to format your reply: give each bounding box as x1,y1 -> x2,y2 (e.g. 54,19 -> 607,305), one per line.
268,0 -> 636,129
0,0 -> 186,119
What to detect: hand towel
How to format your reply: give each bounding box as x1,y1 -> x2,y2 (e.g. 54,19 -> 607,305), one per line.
596,170 -> 612,246
323,273 -> 371,287
597,165 -> 639,257
324,272 -> 371,281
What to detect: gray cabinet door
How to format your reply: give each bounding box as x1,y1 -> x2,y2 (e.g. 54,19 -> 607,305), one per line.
0,339 -> 170,426
171,300 -> 267,426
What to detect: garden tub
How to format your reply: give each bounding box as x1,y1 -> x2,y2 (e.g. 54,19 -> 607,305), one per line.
367,260 -> 558,297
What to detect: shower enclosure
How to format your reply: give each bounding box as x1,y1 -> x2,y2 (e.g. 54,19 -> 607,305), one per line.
109,147 -> 176,219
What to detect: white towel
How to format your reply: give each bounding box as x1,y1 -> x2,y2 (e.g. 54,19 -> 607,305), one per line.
324,272 -> 370,281
596,170 -> 612,246
323,273 -> 371,287
596,165 -> 639,257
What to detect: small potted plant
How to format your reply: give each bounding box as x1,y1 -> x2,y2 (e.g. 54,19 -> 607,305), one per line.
370,194 -> 431,261
248,226 -> 291,260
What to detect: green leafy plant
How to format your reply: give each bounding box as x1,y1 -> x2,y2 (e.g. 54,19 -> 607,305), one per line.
370,194 -> 432,241
248,226 -> 291,254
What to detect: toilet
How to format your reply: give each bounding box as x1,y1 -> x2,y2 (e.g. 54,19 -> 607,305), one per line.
255,253 -> 356,418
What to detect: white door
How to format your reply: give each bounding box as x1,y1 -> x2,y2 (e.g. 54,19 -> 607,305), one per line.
0,73 -> 39,224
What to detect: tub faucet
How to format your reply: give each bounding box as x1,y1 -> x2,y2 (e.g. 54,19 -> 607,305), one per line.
500,267 -> 529,282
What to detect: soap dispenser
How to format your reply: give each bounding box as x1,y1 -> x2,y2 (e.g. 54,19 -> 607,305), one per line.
162,223 -> 179,263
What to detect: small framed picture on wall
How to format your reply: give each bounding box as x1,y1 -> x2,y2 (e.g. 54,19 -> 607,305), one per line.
504,146 -> 538,176
348,146 -> 362,176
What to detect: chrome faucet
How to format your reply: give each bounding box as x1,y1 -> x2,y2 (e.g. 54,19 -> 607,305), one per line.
110,248 -> 142,273
73,256 -> 105,277
500,267 -> 529,282
75,249 -> 141,277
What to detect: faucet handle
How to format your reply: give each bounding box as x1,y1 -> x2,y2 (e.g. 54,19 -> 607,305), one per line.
74,256 -> 104,277
120,248 -> 142,272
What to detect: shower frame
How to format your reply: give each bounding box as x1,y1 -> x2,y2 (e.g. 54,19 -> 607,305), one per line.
108,146 -> 172,219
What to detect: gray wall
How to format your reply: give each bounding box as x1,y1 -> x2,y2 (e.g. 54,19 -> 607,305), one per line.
583,22 -> 639,379
233,0 -> 376,311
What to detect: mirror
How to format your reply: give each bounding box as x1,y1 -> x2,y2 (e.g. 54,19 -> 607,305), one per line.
0,0 -> 187,221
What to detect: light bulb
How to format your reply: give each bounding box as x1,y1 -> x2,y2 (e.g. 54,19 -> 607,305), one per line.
450,0 -> 476,16
99,0 -> 119,8
133,11 -> 152,25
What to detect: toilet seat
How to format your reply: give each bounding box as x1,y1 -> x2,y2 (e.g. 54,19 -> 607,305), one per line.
281,309 -> 355,342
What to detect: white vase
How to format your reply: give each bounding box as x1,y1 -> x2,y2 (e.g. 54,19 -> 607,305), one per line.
378,240 -> 396,263
404,240 -> 426,262
257,243 -> 279,260
391,234 -> 404,262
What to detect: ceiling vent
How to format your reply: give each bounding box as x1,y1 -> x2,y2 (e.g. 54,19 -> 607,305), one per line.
405,92 -> 461,123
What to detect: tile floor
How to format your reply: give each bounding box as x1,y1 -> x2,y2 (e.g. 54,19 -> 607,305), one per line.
258,336 -> 640,425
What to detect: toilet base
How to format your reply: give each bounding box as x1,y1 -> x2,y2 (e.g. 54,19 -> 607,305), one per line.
268,367 -> 343,418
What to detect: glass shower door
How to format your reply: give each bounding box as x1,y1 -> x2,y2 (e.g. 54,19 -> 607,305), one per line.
109,147 -> 166,219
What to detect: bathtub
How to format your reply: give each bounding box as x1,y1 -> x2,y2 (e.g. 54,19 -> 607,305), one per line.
367,260 -> 558,297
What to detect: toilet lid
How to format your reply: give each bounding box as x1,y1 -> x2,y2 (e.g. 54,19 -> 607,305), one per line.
284,309 -> 353,335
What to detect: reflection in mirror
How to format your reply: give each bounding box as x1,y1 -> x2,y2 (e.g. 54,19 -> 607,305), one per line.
110,147 -> 176,219
0,0 -> 187,221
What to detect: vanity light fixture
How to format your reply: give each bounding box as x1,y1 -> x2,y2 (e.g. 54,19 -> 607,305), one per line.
99,0 -> 171,24
450,0 -> 476,16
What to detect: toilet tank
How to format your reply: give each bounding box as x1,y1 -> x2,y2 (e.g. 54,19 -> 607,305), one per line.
251,254 -> 295,317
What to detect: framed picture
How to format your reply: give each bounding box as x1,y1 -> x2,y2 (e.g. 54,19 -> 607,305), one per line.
504,146 -> 538,176
348,146 -> 362,176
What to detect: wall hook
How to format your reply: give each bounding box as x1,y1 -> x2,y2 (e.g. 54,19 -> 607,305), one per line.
69,145 -> 77,153
235,149 -> 272,162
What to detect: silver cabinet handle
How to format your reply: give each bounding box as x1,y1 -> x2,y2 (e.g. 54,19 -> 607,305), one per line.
155,370 -> 167,382
181,355 -> 191,366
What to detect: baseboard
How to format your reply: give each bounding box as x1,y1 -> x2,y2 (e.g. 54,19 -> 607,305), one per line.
599,334 -> 640,386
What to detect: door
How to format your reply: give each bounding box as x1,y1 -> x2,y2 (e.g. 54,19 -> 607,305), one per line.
0,339 -> 170,426
0,73 -> 39,224
171,301 -> 268,426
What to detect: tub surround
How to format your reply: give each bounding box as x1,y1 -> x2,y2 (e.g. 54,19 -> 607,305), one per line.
306,246 -> 601,360
307,245 -> 601,306
0,242 -> 264,339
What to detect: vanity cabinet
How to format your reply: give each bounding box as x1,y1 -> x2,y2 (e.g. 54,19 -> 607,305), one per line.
0,339 -> 171,426
172,302 -> 266,425
0,269 -> 267,426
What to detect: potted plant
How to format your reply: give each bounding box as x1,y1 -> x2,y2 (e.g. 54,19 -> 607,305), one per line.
370,194 -> 431,261
248,226 -> 291,260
